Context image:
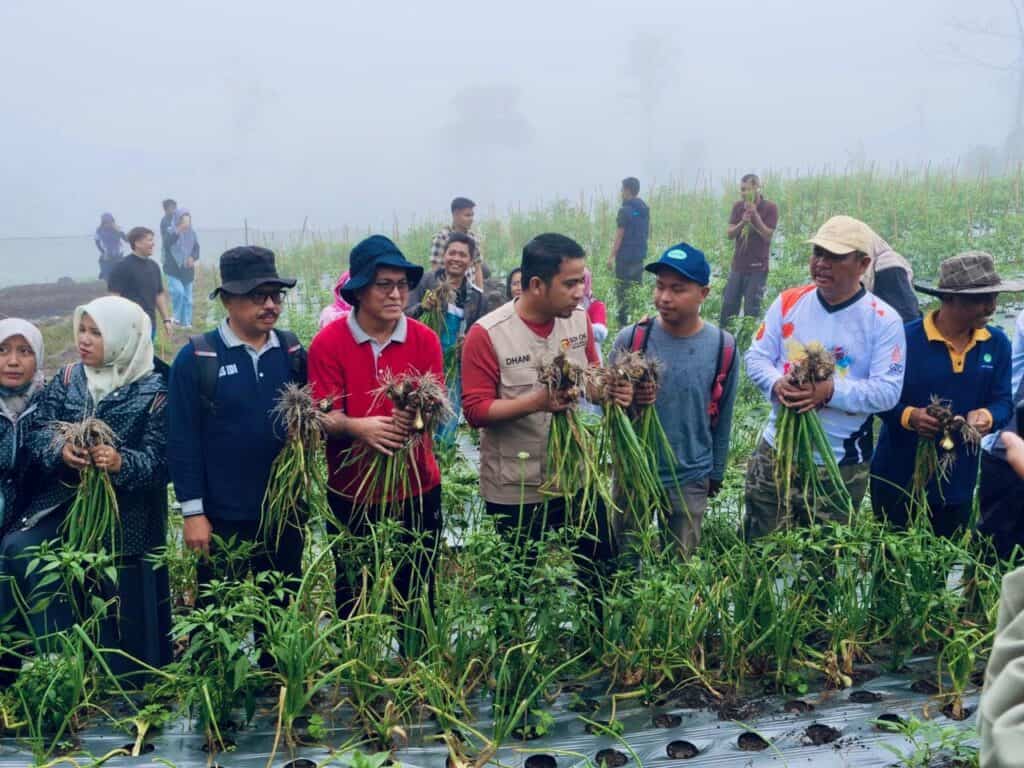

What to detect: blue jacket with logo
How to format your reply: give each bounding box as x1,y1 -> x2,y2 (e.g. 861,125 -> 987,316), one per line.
166,329 -> 305,522
872,317 -> 1012,507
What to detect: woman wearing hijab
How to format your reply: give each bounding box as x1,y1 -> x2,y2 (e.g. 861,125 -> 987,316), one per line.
94,212 -> 127,282
318,270 -> 352,329
865,236 -> 921,322
163,208 -> 200,327
0,297 -> 171,673
0,320 -> 44,541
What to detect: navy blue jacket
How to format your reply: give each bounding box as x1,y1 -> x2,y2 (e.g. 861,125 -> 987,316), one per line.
873,315 -> 1013,507
0,393 -> 41,537
21,365 -> 168,557
167,329 -> 305,522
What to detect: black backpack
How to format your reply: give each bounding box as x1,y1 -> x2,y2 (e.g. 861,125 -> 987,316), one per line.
189,329 -> 306,416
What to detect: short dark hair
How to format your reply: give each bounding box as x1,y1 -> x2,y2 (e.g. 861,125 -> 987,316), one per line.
162,198 -> 177,210
521,234 -> 585,288
450,196 -> 476,213
741,173 -> 760,186
622,177 -> 640,196
506,267 -> 522,297
127,226 -> 154,247
443,231 -> 478,260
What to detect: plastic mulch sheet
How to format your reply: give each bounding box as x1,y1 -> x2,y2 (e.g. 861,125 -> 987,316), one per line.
0,657 -> 979,767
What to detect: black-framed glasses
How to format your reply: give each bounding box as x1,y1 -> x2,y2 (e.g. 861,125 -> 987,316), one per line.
373,279 -> 411,294
246,289 -> 288,305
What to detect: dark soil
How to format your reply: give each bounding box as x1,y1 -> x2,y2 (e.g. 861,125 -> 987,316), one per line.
783,699 -> 814,713
874,713 -> 905,730
911,679 -> 940,695
119,743 -> 155,754
737,732 -> 770,751
718,696 -> 766,721
804,723 -> 841,745
201,738 -> 237,752
0,279 -> 106,322
942,702 -> 974,721
848,690 -> 883,704
568,697 -> 601,714
526,754 -> 557,768
849,666 -> 880,685
665,740 -> 699,759
595,748 -> 628,767
283,760 -> 318,768
653,713 -> 682,728
675,685 -> 713,710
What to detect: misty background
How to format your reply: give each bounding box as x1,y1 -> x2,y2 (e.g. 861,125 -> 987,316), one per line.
1,0 -> 1022,285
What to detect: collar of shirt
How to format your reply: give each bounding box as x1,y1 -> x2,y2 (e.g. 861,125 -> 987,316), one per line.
923,309 -> 991,373
218,319 -> 280,375
347,311 -> 407,363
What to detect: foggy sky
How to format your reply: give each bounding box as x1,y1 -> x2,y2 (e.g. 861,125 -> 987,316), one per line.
0,0 -> 1018,239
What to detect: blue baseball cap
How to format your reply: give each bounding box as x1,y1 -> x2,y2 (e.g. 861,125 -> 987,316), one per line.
644,242 -> 710,286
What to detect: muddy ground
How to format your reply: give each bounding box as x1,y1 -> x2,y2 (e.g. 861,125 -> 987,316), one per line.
0,278 -> 108,323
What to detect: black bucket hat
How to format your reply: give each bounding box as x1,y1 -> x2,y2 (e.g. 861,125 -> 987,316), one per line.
340,235 -> 424,305
210,246 -> 297,299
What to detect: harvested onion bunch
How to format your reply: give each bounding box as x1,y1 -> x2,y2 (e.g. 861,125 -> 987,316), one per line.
54,418 -> 121,559
419,282 -> 460,384
350,370 -> 452,517
261,383 -> 330,546
536,353 -> 609,526
773,341 -> 854,520
598,351 -> 663,520
910,395 -> 981,511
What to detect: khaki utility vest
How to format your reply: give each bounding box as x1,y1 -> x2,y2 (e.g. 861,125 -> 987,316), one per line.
478,301 -> 590,505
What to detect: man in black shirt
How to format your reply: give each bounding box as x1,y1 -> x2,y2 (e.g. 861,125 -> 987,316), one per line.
160,199 -> 177,263
108,227 -> 173,339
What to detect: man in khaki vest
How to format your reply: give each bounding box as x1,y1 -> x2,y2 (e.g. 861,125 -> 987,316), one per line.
461,233 -> 633,592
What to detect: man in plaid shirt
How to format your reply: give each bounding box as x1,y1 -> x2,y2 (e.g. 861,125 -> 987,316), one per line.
430,196 -> 486,289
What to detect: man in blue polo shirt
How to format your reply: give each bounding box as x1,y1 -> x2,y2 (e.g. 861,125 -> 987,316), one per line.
167,247 -> 305,655
871,251 -> 1018,536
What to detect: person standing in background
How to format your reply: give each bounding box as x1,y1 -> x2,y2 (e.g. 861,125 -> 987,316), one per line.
95,213 -> 127,282
163,208 -> 200,328
864,235 -> 921,322
720,174 -> 778,328
606,177 -> 650,326
159,199 -> 177,265
430,197 -> 486,290
108,227 -> 173,339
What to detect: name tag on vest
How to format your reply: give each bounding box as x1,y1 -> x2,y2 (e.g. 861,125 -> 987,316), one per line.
218,363 -> 239,378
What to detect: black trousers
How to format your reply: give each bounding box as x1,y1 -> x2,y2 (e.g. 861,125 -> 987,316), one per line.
195,517 -> 304,666
328,485 -> 443,620
485,493 -> 617,606
980,451 -> 1024,559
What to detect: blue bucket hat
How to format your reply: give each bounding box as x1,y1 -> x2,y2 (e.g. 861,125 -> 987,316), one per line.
644,242 -> 711,286
340,235 -> 424,305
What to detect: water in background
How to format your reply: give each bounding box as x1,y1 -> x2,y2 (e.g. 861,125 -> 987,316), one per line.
0,227 -> 330,288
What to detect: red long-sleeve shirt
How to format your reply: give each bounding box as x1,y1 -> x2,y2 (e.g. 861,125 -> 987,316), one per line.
308,315 -> 443,500
461,313 -> 600,427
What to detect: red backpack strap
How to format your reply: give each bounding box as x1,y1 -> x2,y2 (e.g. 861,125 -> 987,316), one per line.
62,364 -> 75,387
708,329 -> 736,428
628,316 -> 654,354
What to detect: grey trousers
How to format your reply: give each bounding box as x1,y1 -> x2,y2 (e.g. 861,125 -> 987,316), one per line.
616,478 -> 710,559
719,270 -> 768,326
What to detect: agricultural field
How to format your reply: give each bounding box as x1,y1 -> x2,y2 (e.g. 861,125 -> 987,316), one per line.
4,168 -> 1024,768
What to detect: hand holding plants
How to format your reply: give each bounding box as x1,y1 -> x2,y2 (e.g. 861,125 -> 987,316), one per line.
634,380 -> 657,406
62,442 -> 90,470
966,408 -> 993,435
351,415 -> 408,456
531,386 -> 575,414
774,377 -> 833,413
183,515 -> 213,554
908,407 -> 941,438
90,445 -> 122,473
606,379 -> 634,409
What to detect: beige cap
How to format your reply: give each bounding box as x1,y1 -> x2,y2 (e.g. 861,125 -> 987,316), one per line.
806,215 -> 877,256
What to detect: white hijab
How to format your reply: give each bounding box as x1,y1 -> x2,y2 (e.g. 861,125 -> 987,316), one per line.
73,297 -> 154,405
0,318 -> 45,417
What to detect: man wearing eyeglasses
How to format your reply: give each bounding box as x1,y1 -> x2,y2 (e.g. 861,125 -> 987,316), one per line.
308,235 -> 445,622
167,246 -> 307,662
742,216 -> 906,539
